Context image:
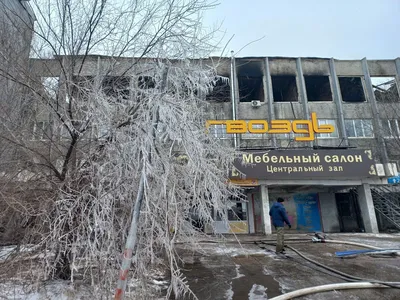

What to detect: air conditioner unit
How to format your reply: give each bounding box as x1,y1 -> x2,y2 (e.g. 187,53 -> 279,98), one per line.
251,100 -> 261,107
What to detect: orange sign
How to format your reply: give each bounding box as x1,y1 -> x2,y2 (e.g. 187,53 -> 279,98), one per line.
206,112 -> 334,142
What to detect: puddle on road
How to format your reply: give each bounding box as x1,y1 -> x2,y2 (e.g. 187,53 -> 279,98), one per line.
180,256 -> 282,299
231,257 -> 281,299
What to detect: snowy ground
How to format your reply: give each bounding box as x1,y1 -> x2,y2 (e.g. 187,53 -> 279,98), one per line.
1,233 -> 399,299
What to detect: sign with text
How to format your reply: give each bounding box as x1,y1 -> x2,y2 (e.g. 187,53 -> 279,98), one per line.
231,149 -> 377,180
206,112 -> 334,142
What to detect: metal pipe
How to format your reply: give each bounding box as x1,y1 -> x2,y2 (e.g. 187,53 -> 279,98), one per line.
230,52 -> 238,148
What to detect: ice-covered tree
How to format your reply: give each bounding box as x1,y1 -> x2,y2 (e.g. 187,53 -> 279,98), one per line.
0,0 -> 241,299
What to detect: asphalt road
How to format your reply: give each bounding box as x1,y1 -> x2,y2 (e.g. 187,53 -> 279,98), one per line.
178,233 -> 400,299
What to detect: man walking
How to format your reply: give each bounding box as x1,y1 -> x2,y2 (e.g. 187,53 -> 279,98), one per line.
269,197 -> 291,254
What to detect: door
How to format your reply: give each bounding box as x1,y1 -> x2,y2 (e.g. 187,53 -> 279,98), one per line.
335,192 -> 364,232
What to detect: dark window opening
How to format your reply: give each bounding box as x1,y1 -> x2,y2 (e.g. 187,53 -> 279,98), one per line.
371,77 -> 400,103
138,76 -> 155,89
238,76 -> 264,102
237,60 -> 264,102
206,77 -> 230,102
271,75 -> 298,102
71,76 -> 94,101
102,76 -> 130,99
304,75 -> 332,101
338,77 -> 366,103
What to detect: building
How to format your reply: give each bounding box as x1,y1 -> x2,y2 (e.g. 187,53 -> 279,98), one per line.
26,55 -> 400,236
204,56 -> 400,234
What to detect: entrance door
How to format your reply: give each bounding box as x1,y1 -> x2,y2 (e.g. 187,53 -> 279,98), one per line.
335,192 -> 364,232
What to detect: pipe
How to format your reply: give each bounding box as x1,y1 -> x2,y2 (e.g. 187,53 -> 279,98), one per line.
230,52 -> 238,149
318,239 -> 381,250
269,282 -> 399,300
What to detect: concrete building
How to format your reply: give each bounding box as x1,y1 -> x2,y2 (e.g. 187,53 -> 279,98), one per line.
27,55 -> 400,235
205,56 -> 400,234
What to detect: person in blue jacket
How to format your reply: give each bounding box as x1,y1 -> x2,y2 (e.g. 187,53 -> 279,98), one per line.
269,197 -> 291,253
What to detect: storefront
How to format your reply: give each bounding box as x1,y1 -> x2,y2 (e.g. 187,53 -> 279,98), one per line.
209,148 -> 386,234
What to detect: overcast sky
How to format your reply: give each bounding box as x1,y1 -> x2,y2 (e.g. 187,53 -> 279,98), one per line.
203,0 -> 400,59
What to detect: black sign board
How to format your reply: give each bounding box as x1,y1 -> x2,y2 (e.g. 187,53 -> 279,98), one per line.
231,149 -> 378,180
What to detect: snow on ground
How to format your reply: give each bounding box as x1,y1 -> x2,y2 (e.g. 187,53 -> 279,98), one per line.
233,264 -> 245,279
248,284 -> 267,300
0,281 -> 92,300
197,243 -> 274,257
225,283 -> 234,300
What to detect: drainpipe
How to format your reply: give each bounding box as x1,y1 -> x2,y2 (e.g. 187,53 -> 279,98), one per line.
230,52 -> 238,149
264,57 -> 277,148
329,58 -> 348,147
361,58 -> 390,175
296,58 -> 312,148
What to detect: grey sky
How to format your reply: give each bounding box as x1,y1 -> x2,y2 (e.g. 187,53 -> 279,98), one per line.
203,0 -> 400,59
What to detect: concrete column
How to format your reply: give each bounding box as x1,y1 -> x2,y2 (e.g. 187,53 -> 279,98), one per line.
356,183 -> 379,233
247,192 -> 255,234
296,57 -> 312,148
361,58 -> 390,174
260,185 -> 272,234
329,58 -> 349,147
264,57 -> 277,148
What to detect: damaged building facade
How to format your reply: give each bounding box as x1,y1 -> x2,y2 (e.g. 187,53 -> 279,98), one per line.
205,56 -> 400,235
26,55 -> 400,236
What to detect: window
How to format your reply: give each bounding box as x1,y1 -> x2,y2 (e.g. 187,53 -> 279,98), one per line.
41,77 -> 59,99
304,76 -> 332,101
339,77 -> 366,103
206,76 -> 230,102
208,124 -> 232,139
317,119 -> 338,138
371,77 -> 400,103
345,119 -> 374,138
33,121 -> 50,140
102,76 -> 130,99
241,121 -> 267,139
237,60 -> 264,102
382,119 -> 400,138
272,75 -> 298,102
227,200 -> 247,221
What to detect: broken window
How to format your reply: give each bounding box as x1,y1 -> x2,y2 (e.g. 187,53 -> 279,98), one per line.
237,60 -> 264,102
338,77 -> 366,102
345,119 -> 373,138
206,77 -> 230,102
271,76 -> 298,102
70,76 -> 94,102
304,76 -> 332,101
138,76 -> 155,89
371,77 -> 400,103
102,76 -> 130,99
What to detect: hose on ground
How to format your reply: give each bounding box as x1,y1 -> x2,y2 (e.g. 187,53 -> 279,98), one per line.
260,242 -> 400,289
268,282 -> 400,300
